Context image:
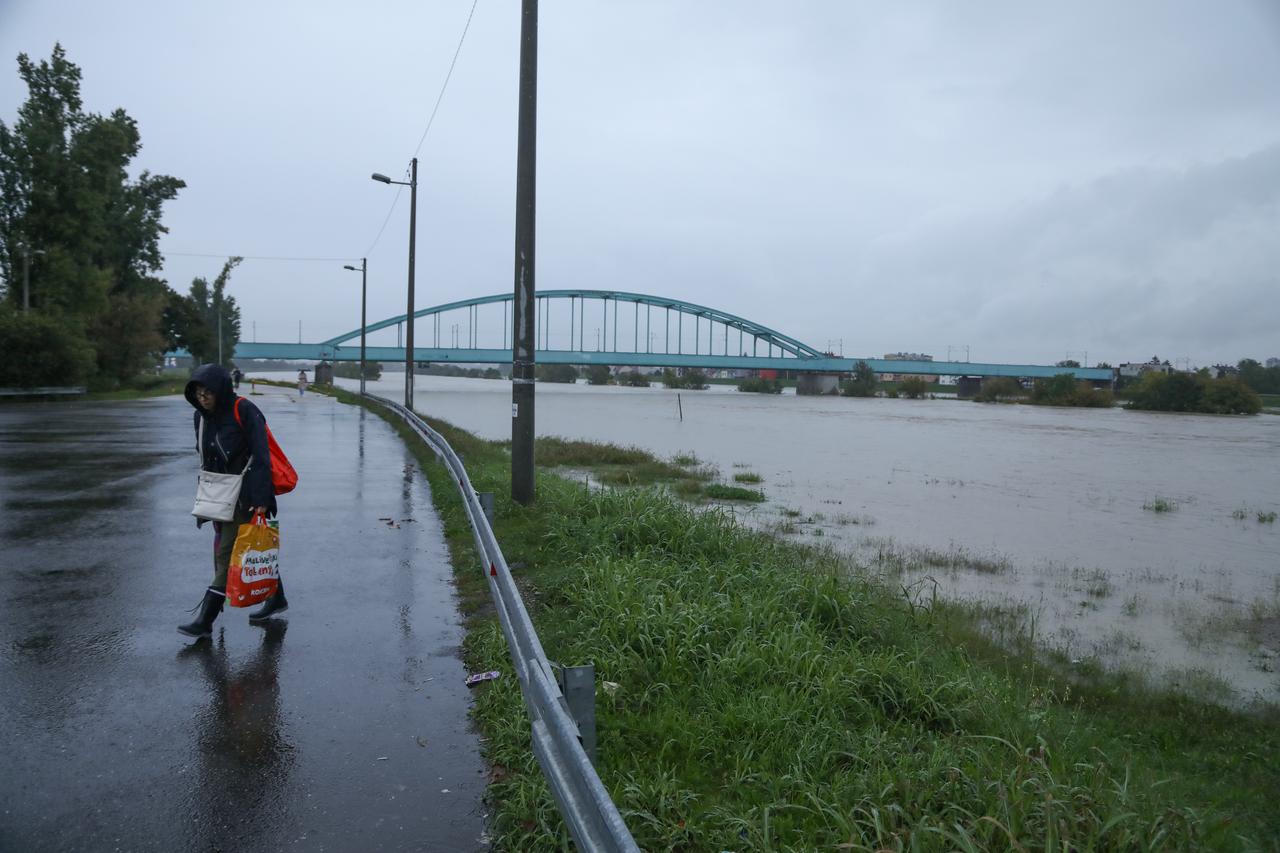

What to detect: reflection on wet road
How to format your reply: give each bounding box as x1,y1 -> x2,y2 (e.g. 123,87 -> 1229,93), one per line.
0,392 -> 486,851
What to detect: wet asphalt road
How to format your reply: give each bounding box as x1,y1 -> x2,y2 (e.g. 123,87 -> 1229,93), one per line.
0,389 -> 487,852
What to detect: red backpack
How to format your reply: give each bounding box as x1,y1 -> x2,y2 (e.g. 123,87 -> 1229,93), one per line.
235,397 -> 298,495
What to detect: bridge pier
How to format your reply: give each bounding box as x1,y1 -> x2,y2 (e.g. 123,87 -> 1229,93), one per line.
796,372 -> 841,396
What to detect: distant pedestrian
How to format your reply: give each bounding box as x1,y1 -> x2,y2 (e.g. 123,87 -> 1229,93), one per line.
297,370 -> 308,397
231,367 -> 243,390
180,364 -> 289,638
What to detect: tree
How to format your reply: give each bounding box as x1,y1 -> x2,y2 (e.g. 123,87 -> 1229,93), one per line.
585,364 -> 612,385
0,303 -> 94,386
0,44 -> 185,383
1237,359 -> 1280,394
899,376 -> 929,398
974,377 -> 1023,403
620,370 -> 650,387
536,363 -> 578,383
1127,371 -> 1259,415
841,361 -> 877,397
165,257 -> 241,366
1055,359 -> 1081,368
1029,373 -> 1113,407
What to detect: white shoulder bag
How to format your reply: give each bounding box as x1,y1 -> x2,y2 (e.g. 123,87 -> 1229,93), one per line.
191,415 -> 251,522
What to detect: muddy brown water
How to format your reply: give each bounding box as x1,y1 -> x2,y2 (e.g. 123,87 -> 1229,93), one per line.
326,373 -> 1280,705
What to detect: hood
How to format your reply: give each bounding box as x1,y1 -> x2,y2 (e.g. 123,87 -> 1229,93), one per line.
185,363 -> 236,414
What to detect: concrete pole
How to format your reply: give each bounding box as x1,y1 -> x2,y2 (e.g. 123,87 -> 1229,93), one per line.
510,0 -> 538,505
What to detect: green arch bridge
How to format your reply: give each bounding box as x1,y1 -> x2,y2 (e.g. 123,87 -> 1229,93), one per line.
226,289 -> 1113,382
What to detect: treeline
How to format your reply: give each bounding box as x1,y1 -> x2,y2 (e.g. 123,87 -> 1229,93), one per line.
1126,371 -> 1260,415
0,45 -> 234,389
1236,359 -> 1280,395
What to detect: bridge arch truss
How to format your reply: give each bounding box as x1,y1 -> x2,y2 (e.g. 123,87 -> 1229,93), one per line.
320,289 -> 827,363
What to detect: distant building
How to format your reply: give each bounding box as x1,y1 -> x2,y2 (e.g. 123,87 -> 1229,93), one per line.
880,352 -> 934,382
1118,358 -> 1173,379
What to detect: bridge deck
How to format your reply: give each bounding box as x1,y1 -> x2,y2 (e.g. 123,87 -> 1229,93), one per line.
226,343 -> 1115,381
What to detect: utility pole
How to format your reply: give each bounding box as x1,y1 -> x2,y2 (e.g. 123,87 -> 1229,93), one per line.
510,0 -> 538,505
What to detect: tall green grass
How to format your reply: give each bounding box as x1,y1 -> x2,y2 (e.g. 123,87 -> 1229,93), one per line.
322,387 -> 1279,851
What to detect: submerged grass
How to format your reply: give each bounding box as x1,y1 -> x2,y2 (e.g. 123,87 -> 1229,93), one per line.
319,386 -> 1280,850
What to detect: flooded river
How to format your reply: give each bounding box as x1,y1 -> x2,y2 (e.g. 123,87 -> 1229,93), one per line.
318,372 -> 1279,704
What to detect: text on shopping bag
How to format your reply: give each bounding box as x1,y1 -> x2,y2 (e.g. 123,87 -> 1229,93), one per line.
227,514 -> 280,607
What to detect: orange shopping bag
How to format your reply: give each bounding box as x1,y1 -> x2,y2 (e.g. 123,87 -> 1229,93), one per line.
226,512 -> 280,607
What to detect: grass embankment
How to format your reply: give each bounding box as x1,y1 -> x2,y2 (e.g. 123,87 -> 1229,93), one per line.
320,385 -> 1279,850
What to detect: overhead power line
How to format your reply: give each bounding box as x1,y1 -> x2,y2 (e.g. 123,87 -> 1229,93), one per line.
164,252 -> 358,262
363,0 -> 481,258
414,0 -> 481,159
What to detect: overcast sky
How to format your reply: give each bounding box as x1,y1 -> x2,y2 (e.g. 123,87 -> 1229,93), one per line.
2,0 -> 1278,366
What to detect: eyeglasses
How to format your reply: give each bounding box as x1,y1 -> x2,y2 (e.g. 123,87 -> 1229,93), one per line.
194,388 -> 214,399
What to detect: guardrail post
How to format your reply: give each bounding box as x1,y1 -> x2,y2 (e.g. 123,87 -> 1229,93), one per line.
478,492 -> 495,526
553,662 -> 597,765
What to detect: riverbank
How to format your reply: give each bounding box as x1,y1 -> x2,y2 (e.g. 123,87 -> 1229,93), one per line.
318,384 -> 1278,850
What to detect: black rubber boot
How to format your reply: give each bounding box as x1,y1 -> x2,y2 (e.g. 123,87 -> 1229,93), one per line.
249,580 -> 288,623
178,587 -> 225,638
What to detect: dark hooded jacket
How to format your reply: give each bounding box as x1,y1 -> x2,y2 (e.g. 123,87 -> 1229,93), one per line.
185,364 -> 277,519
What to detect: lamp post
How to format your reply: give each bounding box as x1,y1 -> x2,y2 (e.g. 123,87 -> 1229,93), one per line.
372,158 -> 418,410
343,258 -> 368,395
19,244 -> 46,314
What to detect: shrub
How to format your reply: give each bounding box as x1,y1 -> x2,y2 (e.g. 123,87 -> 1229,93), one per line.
661,368 -> 709,390
840,361 -> 877,397
899,376 -> 929,398
334,361 -> 382,380
0,307 -> 96,387
585,364 -> 612,386
1030,373 -> 1114,407
619,370 -> 651,387
973,376 -> 1023,402
536,363 -> 579,383
737,377 -> 782,394
1127,372 -> 1259,415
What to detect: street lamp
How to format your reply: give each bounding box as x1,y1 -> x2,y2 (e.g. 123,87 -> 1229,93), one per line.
342,259 -> 368,395
19,243 -> 46,314
371,158 -> 418,410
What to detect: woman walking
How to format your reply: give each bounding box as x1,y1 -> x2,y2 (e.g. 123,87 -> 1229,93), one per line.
180,363 -> 289,638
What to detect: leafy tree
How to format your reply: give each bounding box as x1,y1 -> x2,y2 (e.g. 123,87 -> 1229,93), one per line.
898,376 -> 929,398
1029,373 -> 1113,407
1055,359 -> 1081,368
662,368 -> 708,390
536,363 -> 578,383
973,376 -> 1023,402
0,303 -> 94,386
682,369 -> 708,390
585,364 -> 612,385
1127,371 -> 1202,412
840,361 -> 877,397
619,370 -> 651,387
1128,371 -> 1259,415
0,44 -> 184,383
1201,377 -> 1261,414
165,257 -> 241,365
737,376 -> 783,394
1237,359 -> 1280,394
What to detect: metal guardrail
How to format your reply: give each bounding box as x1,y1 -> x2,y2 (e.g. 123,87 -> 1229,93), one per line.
372,394 -> 640,853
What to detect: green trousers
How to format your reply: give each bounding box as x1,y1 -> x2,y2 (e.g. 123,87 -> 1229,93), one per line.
211,509 -> 253,588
